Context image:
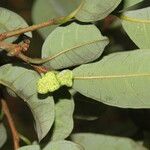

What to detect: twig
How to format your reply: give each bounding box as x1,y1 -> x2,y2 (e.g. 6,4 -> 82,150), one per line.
0,41 -> 50,73
0,0 -> 84,41
0,16 -> 66,40
0,41 -> 48,65
0,40 -> 32,62
1,99 -> 20,150
0,7 -> 81,63
0,41 -> 26,56
31,64 -> 49,73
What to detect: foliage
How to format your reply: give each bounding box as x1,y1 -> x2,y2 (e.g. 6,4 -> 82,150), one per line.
0,0 -> 150,149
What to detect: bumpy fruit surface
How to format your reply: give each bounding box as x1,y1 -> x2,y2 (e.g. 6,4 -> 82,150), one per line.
37,70 -> 73,94
57,70 -> 73,87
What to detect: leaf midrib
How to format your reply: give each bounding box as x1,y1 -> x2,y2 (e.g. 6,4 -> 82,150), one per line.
43,38 -> 108,62
74,73 -> 150,80
121,15 -> 150,23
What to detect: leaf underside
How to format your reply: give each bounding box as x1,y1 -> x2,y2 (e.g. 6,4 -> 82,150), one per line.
73,50 -> 150,108
121,7 -> 150,49
43,140 -> 83,150
75,0 -> 122,22
0,7 -> 32,43
32,0 -> 80,38
72,133 -> 147,150
18,145 -> 40,150
0,123 -> 7,149
42,22 -> 109,70
51,97 -> 74,140
0,64 -> 55,141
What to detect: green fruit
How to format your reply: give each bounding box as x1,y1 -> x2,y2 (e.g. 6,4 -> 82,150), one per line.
37,72 -> 60,94
37,70 -> 73,94
57,70 -> 73,87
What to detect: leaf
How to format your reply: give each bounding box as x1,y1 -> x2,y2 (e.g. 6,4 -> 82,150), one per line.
0,7 -> 32,43
5,86 -> 17,97
121,7 -> 150,49
42,22 -> 109,70
71,133 -> 148,150
32,0 -> 80,38
75,0 -> 122,22
43,140 -> 84,150
51,96 -> 74,140
18,145 -> 40,150
0,123 -> 7,148
122,0 -> 143,10
73,50 -> 150,108
0,64 -> 55,141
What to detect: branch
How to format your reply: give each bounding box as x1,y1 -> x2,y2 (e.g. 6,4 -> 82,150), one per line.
0,40 -> 28,56
30,64 -> 49,73
0,41 -> 52,65
1,99 -> 20,150
0,5 -> 83,63
0,16 -> 66,40
0,41 -> 50,73
0,0 -> 84,41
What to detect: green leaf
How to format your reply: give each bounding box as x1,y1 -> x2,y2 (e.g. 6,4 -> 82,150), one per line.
42,22 -> 109,70
32,0 -> 80,38
51,96 -> 74,140
75,0 -> 122,22
0,123 -> 7,148
0,64 -> 55,141
0,7 -> 32,43
121,7 -> 150,49
18,145 -> 40,150
5,87 -> 17,97
122,0 -> 143,10
73,50 -> 150,108
43,140 -> 84,150
71,133 -> 147,150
